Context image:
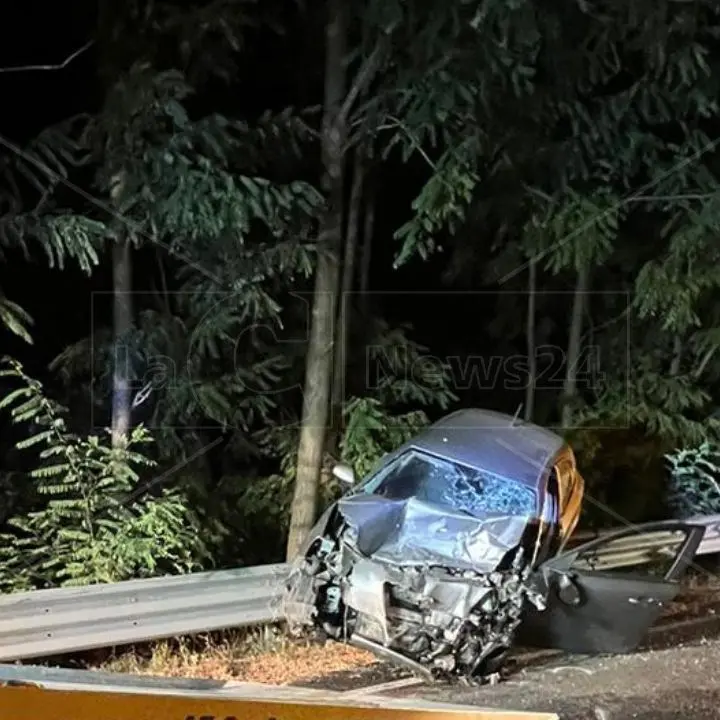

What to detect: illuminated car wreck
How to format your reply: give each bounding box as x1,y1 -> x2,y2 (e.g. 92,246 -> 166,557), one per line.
283,409 -> 704,683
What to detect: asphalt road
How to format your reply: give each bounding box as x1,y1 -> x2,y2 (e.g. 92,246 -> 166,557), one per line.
297,617 -> 720,719
385,638 -> 720,719
382,623 -> 720,720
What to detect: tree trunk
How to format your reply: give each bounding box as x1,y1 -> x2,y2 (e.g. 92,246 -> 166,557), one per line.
99,0 -> 134,449
524,258 -> 536,423
111,237 -> 133,447
359,167 -> 375,316
561,264 -> 590,429
328,147 -> 364,448
286,0 -> 348,561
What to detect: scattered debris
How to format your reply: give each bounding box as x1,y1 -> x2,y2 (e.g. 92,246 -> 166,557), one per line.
286,505 -> 544,684
547,666 -> 594,676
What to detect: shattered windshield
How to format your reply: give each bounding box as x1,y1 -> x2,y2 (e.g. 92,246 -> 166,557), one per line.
360,450 -> 537,519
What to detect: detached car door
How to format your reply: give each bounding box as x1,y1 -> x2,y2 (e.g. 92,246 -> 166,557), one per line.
517,521 -> 705,654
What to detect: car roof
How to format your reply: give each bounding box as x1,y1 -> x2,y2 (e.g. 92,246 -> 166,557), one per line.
402,408 -> 565,489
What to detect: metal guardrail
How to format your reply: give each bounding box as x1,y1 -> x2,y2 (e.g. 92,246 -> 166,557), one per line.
0,563 -> 287,661
575,528 -> 695,572
0,515 -> 719,662
691,512 -> 720,553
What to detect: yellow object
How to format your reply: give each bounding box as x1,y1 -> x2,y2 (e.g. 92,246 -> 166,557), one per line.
553,444 -> 585,544
0,666 -> 557,720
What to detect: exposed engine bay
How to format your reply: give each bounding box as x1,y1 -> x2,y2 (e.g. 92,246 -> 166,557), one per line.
284,496 -> 548,683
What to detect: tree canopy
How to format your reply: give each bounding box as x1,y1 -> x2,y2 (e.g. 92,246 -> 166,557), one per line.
1,0 -> 720,587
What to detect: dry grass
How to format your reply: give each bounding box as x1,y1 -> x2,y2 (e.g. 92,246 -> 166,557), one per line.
660,569 -> 720,623
685,565 -> 720,589
97,626 -> 376,686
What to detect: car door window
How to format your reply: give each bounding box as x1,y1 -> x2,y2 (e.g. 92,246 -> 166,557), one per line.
531,470 -> 561,566
517,521 -> 705,654
572,527 -> 691,579
552,522 -> 703,582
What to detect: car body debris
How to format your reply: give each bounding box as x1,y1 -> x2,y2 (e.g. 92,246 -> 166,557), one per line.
283,409 -> 706,684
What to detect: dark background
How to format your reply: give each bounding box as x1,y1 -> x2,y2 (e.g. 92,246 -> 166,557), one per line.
0,0 -> 553,418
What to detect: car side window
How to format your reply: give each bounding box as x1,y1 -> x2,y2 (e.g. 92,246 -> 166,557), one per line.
538,470 -> 562,559
542,470 -> 559,524
570,526 -> 690,579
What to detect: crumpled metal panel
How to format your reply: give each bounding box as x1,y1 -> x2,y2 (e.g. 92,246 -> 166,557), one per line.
284,481 -> 542,681
343,559 -> 390,642
337,495 -> 528,573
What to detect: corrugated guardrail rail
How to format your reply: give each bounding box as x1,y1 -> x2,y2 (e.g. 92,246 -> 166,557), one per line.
0,564 -> 287,661
0,514 -> 718,661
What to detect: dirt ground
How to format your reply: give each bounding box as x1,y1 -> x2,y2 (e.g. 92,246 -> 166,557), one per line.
312,614 -> 718,720
97,632 -> 378,685
291,589 -> 720,691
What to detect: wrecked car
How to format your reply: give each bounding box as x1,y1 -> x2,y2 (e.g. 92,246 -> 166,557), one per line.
283,409 -> 705,682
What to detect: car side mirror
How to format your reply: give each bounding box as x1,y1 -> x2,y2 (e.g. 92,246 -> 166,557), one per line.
332,462 -> 356,486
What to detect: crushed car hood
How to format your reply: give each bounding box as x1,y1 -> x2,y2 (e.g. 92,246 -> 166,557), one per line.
334,494 -> 529,574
